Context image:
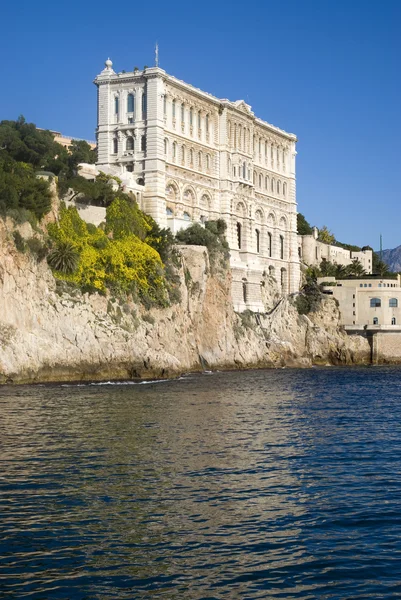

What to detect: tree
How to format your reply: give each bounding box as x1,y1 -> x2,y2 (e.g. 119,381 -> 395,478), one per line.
345,259 -> 366,277
372,252 -> 391,277
297,213 -> 313,235
318,225 -> 336,245
105,196 -> 150,240
319,260 -> 336,277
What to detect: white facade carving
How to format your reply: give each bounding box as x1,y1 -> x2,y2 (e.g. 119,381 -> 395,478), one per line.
94,60 -> 300,310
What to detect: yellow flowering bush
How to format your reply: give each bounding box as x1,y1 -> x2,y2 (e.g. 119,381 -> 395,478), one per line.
48,204 -> 168,303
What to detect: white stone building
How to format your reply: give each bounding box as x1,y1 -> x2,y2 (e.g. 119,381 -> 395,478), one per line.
298,227 -> 373,274
94,59 -> 300,311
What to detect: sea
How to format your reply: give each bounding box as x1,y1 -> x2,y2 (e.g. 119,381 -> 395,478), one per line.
1,366 -> 401,599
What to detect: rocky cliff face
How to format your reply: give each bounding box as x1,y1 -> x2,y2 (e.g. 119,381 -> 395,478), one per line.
0,218 -> 371,384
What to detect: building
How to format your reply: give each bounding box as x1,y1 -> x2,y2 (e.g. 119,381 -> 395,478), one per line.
298,227 -> 373,274
320,275 -> 401,327
38,129 -> 96,150
320,275 -> 401,362
94,59 -> 300,311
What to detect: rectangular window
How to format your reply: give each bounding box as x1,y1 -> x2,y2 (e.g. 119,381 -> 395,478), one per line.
114,97 -> 119,114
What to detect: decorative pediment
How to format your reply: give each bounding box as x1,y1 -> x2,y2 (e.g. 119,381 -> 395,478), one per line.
234,100 -> 253,116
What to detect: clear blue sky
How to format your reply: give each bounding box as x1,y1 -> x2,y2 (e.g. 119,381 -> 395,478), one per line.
1,0 -> 400,249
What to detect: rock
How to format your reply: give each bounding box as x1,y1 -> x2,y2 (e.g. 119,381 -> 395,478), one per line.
0,218 -> 372,384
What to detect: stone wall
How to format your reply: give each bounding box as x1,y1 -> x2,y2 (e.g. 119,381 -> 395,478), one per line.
372,332 -> 401,363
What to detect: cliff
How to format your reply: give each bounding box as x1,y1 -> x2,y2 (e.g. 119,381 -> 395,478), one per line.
0,216 -> 372,384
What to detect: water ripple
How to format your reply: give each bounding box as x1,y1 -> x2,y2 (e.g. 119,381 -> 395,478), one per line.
1,366 -> 401,598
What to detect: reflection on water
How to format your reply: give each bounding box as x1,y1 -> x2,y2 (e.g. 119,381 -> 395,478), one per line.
1,367 -> 401,598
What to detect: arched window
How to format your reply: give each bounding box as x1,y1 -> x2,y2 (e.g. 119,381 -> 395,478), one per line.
127,93 -> 134,113
198,111 -> 201,129
370,298 -> 381,308
164,138 -> 168,155
190,107 -> 193,126
268,232 -> 272,257
271,146 -> 274,161
259,174 -> 262,188
198,151 -> 202,169
373,317 -> 379,325
242,280 -> 247,303
126,136 -> 134,151
280,235 -> 284,259
265,141 -> 268,160
234,124 -> 237,148
238,125 -> 242,150
181,103 -> 185,122
206,114 -> 209,133
113,138 -> 118,154
142,92 -> 146,119
172,142 -> 177,160
243,162 -> 246,179
283,182 -> 287,197
265,176 -> 268,190
269,265 -> 275,278
277,180 -> 281,195
181,146 -> 185,163
141,135 -> 146,152
183,211 -> 191,221
237,222 -> 242,249
253,171 -> 256,185
190,149 -> 193,165
114,96 -> 119,115
172,99 -> 176,118
389,298 -> 398,307
206,154 -> 210,170
392,317 -> 397,325
163,95 -> 167,116
271,178 -> 275,192
256,229 -> 260,253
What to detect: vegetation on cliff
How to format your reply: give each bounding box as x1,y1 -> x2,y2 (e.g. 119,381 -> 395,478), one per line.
0,116 -> 95,223
47,201 -> 174,306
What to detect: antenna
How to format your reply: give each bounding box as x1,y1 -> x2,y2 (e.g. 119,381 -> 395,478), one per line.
155,42 -> 159,68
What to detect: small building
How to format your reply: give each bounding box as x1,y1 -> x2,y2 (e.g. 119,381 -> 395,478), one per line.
319,275 -> 401,327
38,128 -> 96,150
298,227 -> 372,273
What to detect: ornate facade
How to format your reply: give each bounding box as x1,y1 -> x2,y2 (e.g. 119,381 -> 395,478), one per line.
94,59 -> 300,310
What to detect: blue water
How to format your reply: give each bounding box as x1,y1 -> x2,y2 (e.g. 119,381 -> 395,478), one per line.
1,367 -> 401,599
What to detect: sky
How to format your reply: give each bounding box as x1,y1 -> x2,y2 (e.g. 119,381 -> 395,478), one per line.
1,0 -> 400,249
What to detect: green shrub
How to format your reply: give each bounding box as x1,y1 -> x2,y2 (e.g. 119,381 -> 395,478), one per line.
295,278 -> 323,315
26,237 -> 48,261
175,220 -> 230,267
142,313 -> 155,325
13,231 -> 26,253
